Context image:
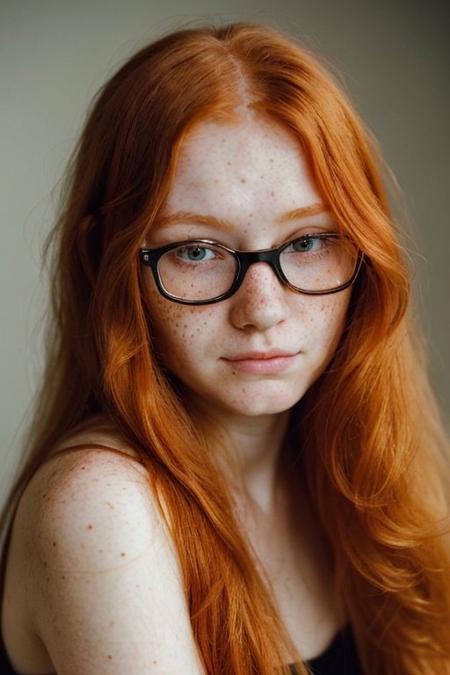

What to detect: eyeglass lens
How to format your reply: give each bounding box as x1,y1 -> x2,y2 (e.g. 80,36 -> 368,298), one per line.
157,236 -> 359,302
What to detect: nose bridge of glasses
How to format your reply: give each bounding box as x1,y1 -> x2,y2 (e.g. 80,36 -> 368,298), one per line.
245,249 -> 278,264
238,248 -> 283,286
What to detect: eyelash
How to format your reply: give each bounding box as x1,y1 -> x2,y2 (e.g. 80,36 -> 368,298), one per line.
171,235 -> 331,263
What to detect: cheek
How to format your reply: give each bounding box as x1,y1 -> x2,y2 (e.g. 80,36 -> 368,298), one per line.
304,292 -> 350,351
147,291 -> 219,365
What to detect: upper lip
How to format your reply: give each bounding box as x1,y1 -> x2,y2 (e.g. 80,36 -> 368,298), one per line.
224,350 -> 298,361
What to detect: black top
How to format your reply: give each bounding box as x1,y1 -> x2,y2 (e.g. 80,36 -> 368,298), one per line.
0,443 -> 363,674
0,637 -> 16,675
0,621 -> 363,674
288,622 -> 364,674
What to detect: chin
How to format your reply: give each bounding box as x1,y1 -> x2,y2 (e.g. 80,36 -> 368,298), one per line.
219,389 -> 306,418
179,377 -> 308,419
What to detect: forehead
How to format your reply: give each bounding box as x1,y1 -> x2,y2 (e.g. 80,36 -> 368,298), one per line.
162,116 -> 322,223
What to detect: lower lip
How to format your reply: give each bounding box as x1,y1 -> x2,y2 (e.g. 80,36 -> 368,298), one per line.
223,354 -> 298,374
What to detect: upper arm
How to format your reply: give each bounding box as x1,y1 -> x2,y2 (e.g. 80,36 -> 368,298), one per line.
26,449 -> 205,675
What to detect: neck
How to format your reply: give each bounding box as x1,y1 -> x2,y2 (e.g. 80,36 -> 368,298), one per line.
191,397 -> 295,515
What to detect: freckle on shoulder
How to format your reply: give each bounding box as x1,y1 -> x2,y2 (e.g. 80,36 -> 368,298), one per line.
25,448 -> 162,577
20,439 -> 152,549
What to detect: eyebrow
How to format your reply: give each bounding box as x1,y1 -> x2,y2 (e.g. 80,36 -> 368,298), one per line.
156,203 -> 328,229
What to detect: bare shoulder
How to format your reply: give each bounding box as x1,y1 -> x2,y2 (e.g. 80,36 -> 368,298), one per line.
28,446 -> 164,573
20,444 -> 205,674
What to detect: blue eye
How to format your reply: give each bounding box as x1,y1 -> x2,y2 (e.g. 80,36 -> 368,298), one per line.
285,236 -> 323,253
176,245 -> 216,262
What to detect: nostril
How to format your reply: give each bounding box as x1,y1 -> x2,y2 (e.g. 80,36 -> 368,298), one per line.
229,262 -> 289,331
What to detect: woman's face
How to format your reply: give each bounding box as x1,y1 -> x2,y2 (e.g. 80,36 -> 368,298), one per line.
143,116 -> 352,421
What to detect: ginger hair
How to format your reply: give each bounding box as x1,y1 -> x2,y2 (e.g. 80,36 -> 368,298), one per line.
1,21 -> 449,674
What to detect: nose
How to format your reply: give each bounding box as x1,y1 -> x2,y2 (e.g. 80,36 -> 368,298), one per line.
228,262 -> 290,331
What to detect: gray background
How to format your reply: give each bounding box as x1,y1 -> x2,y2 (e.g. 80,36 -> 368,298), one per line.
1,0 -> 449,503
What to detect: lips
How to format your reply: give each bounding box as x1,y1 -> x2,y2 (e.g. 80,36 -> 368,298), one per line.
225,349 -> 298,361
222,350 -> 300,375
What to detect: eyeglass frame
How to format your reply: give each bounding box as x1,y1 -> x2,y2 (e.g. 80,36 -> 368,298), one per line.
139,233 -> 365,306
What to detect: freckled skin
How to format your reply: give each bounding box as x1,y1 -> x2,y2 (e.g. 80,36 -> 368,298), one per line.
143,116 -> 352,421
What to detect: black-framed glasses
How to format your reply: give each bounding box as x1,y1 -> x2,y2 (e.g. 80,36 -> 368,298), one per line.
139,233 -> 365,305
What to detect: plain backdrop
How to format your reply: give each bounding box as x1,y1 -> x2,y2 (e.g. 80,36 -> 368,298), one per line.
1,0 -> 449,505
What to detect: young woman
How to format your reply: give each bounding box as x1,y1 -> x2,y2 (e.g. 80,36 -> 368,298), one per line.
1,20 -> 449,675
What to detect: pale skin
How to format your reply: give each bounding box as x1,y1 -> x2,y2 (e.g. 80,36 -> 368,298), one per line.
138,114 -> 351,659
1,114 -> 351,674
143,114 -> 352,524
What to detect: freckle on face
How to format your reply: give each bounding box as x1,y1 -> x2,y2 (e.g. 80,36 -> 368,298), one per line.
143,117 -> 353,419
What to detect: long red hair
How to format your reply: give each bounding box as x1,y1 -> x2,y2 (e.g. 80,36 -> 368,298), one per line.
1,21 -> 449,675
